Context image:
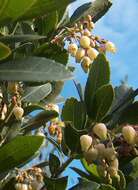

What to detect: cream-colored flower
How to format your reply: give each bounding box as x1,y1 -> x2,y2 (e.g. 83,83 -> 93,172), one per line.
80,36 -> 91,49
105,41 -> 117,53
68,43 -> 78,56
122,125 -> 136,145
87,47 -> 98,60
80,135 -> 92,152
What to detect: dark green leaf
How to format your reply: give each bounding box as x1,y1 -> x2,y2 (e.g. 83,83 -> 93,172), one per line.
0,136 -> 44,173
71,178 -> 100,190
44,176 -> 68,190
0,0 -> 75,25
49,153 -> 60,176
64,122 -> 87,155
70,0 -> 112,24
34,43 -> 69,65
93,84 -> 114,121
0,35 -> 46,43
129,158 -> 138,179
62,98 -> 86,130
34,12 -> 58,36
0,57 -> 73,82
84,54 -> 110,119
22,110 -> 58,133
127,178 -> 138,190
0,42 -> 11,60
118,102 -> 138,125
98,184 -> 116,190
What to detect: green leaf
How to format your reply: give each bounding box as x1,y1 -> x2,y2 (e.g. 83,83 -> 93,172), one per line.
64,122 -> 87,155
0,57 -> 73,82
81,158 -> 101,183
118,102 -> 138,125
98,184 -> 116,190
93,84 -> 114,121
0,42 -> 11,60
34,43 -> 69,65
23,104 -> 51,115
0,0 -> 75,25
71,178 -> 100,190
84,53 -> 110,119
22,83 -> 52,103
70,0 -> 112,25
127,178 -> 138,190
44,176 -> 68,190
0,136 -> 44,173
22,110 -> 58,133
0,35 -> 46,43
62,98 -> 86,130
49,153 -> 60,177
118,170 -> 126,190
34,11 -> 58,36
129,158 -> 138,179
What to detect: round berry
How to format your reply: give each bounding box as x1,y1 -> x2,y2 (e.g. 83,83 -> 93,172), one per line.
75,48 -> 85,62
13,106 -> 24,120
87,47 -> 98,60
93,123 -> 107,140
80,135 -> 92,152
122,125 -> 136,145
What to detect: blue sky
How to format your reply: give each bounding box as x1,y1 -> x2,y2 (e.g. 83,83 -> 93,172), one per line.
61,0 -> 138,188
62,0 -> 138,99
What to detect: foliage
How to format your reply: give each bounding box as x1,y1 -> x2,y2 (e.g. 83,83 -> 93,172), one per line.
0,0 -> 137,190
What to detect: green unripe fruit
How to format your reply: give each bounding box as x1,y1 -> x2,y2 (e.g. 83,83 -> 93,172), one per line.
93,123 -> 107,140
80,36 -> 91,48
122,126 -> 136,145
80,135 -> 92,152
97,165 -> 107,178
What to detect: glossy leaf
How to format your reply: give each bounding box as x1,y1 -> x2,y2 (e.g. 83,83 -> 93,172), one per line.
49,153 -> 60,176
0,0 -> 75,25
62,98 -> 86,130
44,176 -> 68,190
0,42 -> 11,60
64,122 -> 87,155
71,178 -> 100,190
84,53 -> 110,119
93,84 -> 114,121
22,83 -> 52,103
0,35 -> 46,43
0,136 -> 44,173
34,43 -> 69,65
0,57 -> 73,82
118,102 -> 138,125
22,110 -> 58,133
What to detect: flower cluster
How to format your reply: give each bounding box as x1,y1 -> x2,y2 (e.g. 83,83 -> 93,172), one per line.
15,167 -> 43,190
80,123 -> 138,183
66,15 -> 116,73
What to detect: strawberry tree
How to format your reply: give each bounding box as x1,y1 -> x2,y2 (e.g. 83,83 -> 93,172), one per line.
0,0 -> 137,190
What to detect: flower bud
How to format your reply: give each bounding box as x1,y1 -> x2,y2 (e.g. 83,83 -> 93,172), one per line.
122,126 -> 136,145
75,48 -> 85,62
104,148 -> 117,161
7,82 -> 18,94
87,47 -> 98,60
84,148 -> 98,164
68,43 -> 78,56
105,41 -> 117,53
81,56 -> 91,73
13,106 -> 24,120
110,158 -> 119,170
83,29 -> 91,37
88,22 -> 95,30
80,36 -> 91,48
15,183 -> 22,190
94,143 -> 105,158
80,135 -> 92,152
93,123 -> 107,140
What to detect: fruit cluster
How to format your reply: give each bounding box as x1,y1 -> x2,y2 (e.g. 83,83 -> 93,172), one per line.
66,15 -> 116,73
80,123 -> 138,183
15,167 -> 43,190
